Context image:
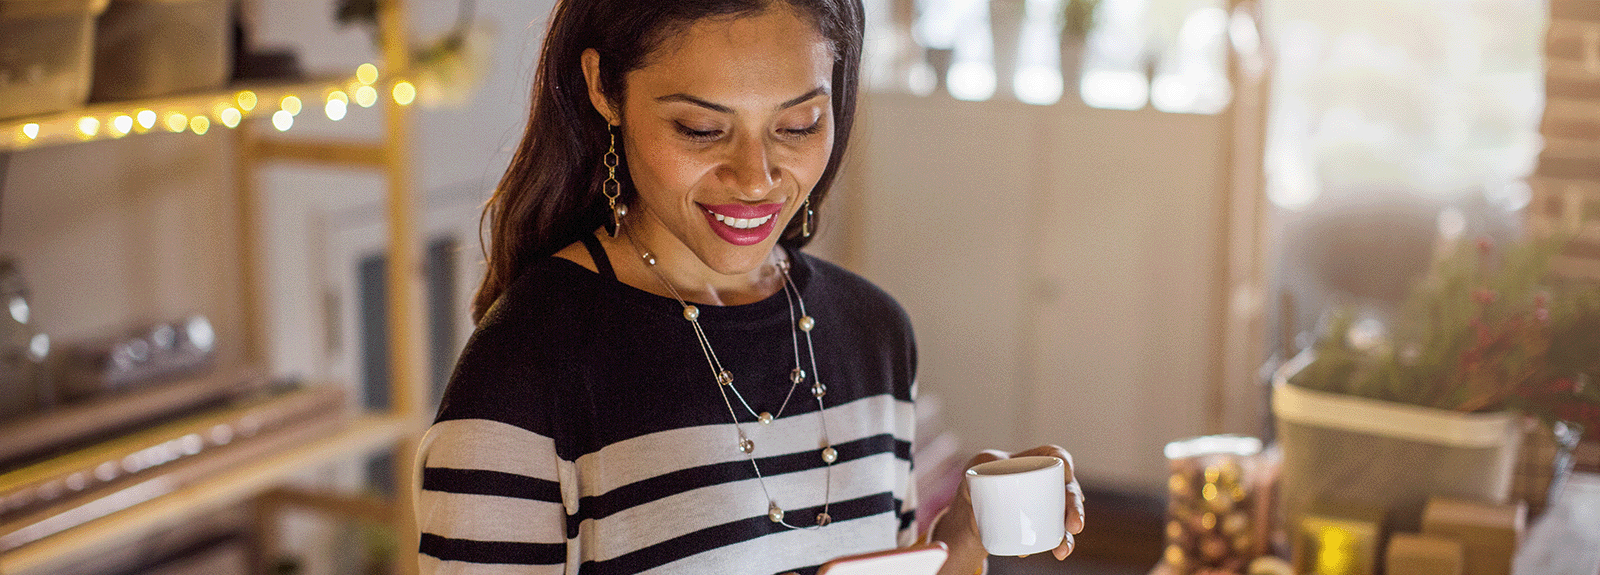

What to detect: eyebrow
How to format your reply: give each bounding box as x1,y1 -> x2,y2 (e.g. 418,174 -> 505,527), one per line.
655,87 -> 829,114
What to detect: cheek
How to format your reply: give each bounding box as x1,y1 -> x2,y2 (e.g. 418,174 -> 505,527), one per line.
629,137 -> 711,200
791,135 -> 834,185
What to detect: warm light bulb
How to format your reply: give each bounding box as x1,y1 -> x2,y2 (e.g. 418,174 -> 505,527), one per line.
189,115 -> 210,135
354,86 -> 378,108
272,110 -> 294,132
166,113 -> 188,132
281,95 -> 303,116
220,107 -> 241,128
78,117 -> 99,137
112,115 -> 133,135
325,98 -> 348,121
357,63 -> 379,85
22,123 -> 39,140
392,81 -> 416,106
237,91 -> 258,112
136,110 -> 156,130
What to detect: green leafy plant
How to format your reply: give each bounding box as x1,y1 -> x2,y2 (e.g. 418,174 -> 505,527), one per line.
1292,236 -> 1600,439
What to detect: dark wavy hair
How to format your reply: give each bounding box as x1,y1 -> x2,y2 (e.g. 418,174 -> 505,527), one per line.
472,0 -> 865,323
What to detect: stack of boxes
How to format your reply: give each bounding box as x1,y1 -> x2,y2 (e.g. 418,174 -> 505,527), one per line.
1289,497 -> 1525,575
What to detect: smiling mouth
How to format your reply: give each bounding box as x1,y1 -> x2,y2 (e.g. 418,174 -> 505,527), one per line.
706,211 -> 775,229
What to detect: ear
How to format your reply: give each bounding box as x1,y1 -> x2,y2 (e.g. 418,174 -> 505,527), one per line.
581,49 -> 620,126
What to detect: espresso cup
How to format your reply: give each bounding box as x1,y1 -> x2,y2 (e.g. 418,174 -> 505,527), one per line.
965,455 -> 1066,556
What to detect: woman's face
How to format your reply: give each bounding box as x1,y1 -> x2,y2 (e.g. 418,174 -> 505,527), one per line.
594,5 -> 835,276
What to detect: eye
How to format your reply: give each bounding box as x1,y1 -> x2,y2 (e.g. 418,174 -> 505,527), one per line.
779,122 -> 823,139
675,123 -> 723,142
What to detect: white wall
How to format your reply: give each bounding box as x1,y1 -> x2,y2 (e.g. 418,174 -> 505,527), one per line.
837,93 -> 1226,493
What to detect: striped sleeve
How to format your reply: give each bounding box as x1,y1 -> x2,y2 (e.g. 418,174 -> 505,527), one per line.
415,418 -> 571,574
897,381 -> 919,548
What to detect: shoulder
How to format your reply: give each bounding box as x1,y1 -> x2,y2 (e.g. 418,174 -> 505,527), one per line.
433,257 -> 597,430
551,239 -> 598,273
799,251 -> 914,337
795,251 -> 918,395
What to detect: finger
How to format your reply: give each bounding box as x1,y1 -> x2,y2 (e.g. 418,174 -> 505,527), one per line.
955,450 -> 1008,538
964,449 -> 1008,470
1066,479 -> 1085,534
1011,445 -> 1076,484
1051,531 -> 1076,560
959,450 -> 1007,501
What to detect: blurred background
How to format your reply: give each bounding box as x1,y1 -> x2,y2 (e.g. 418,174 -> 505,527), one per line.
2,0 -> 1596,574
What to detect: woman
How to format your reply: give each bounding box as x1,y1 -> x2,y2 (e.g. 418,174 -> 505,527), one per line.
414,1 -> 1084,573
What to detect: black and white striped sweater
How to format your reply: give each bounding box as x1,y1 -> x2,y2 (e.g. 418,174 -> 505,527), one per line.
415,240 -> 918,575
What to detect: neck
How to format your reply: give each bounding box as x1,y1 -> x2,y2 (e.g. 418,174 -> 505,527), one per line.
609,215 -> 788,307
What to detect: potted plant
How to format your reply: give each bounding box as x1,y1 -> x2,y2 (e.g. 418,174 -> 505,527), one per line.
1275,235 -> 1600,533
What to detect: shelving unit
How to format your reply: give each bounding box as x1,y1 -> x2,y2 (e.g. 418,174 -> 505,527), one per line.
1,416 -> 408,574
0,1 -> 428,574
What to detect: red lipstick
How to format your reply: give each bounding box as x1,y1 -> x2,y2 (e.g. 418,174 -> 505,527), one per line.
699,202 -> 785,246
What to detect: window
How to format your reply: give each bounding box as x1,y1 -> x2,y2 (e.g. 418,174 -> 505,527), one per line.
862,0 -> 1233,111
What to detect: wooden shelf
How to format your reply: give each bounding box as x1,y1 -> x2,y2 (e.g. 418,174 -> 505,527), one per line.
0,73 -> 390,152
0,2 -> 426,573
0,415 -> 410,575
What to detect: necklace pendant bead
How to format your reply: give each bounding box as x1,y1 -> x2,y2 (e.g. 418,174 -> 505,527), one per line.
798,315 -> 815,332
790,368 -> 806,384
815,512 -> 832,527
821,446 -> 837,464
768,502 -> 784,523
758,412 -> 773,425
682,305 -> 699,321
641,251 -> 656,266
717,370 -> 733,386
738,436 -> 755,454
811,383 -> 826,398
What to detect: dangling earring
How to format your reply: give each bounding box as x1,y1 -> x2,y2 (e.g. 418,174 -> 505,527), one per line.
603,125 -> 626,238
801,198 -> 814,238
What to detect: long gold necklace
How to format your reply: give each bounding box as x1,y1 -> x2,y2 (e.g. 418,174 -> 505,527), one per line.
623,231 -> 835,529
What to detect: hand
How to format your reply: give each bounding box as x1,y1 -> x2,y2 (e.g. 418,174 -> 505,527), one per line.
934,446 -> 1085,568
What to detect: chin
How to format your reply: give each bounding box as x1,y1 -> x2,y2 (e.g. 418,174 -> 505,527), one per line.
697,241 -> 780,275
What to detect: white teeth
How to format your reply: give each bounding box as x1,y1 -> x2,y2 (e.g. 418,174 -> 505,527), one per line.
709,211 -> 772,229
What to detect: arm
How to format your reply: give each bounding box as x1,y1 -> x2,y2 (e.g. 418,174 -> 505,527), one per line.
415,418 -> 571,574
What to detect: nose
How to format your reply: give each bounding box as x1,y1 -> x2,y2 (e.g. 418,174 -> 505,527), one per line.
722,132 -> 779,199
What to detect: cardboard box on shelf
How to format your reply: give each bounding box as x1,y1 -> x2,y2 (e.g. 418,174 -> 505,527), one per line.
1385,532 -> 1464,575
1421,497 -> 1525,575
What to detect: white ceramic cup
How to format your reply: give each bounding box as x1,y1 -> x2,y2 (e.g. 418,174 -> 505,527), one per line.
965,455 -> 1066,556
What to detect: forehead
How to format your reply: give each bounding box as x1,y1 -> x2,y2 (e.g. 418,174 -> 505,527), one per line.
630,6 -> 834,105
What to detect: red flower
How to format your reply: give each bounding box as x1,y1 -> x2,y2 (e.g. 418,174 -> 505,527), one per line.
1550,378 -> 1578,394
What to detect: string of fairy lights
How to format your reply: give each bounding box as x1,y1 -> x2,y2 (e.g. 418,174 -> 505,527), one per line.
5,63 -> 416,150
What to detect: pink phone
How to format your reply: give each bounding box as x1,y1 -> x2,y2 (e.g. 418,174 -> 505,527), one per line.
816,542 -> 948,575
